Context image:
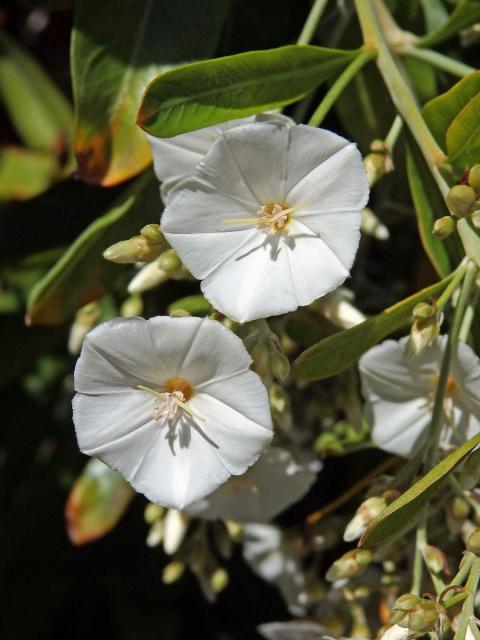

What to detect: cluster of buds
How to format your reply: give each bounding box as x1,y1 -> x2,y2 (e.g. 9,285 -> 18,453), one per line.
406,301 -> 442,358
344,496 -> 387,542
128,249 -> 192,294
363,139 -> 394,187
244,321 -> 290,383
390,594 -> 445,635
68,301 -> 101,354
435,166 -> 480,239
103,224 -> 167,263
325,548 -> 373,582
144,503 -> 189,556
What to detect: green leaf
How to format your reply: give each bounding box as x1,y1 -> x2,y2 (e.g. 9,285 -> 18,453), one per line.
167,294 -> 211,316
406,138 -> 462,277
419,0 -> 449,33
457,218 -> 480,269
416,2 -> 480,48
26,172 -> 160,325
361,432 -> 480,548
138,45 -> 360,138
0,30 -> 73,158
65,459 -> 135,545
446,92 -> 480,169
0,147 -> 58,201
294,276 -> 454,382
72,0 -> 229,186
423,71 -> 480,150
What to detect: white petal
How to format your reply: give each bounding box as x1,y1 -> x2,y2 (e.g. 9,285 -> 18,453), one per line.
452,340 -> 480,414
258,621 -> 327,640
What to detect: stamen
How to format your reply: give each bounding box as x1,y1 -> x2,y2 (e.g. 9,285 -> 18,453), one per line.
221,202 -> 306,235
137,383 -> 204,422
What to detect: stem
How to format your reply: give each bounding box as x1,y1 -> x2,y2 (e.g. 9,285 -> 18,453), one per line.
436,261 -> 468,311
454,556 -> 480,640
459,291 -> 479,343
308,49 -> 376,127
411,511 -> 427,595
297,0 -> 329,45
354,0 -> 447,186
400,46 -> 476,79
426,262 -> 477,467
385,115 -> 403,151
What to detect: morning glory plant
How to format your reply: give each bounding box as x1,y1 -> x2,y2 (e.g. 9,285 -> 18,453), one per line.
161,120 -> 369,322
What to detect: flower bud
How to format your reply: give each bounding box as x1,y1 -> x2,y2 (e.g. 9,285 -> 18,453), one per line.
424,544 -> 449,574
467,527 -> 480,554
146,518 -> 164,547
140,223 -> 165,243
370,139 -> 388,153
451,496 -> 470,520
461,448 -> 480,490
120,294 -> 144,317
144,502 -> 165,524
162,560 -> 185,584
379,624 -> 409,640
325,549 -> 373,582
468,164 -> 480,193
163,509 -> 189,555
103,235 -> 163,263
169,309 -> 192,317
270,349 -> 290,382
361,207 -> 390,240
344,496 -> 387,542
447,185 -> 477,218
364,153 -> 387,185
158,249 -> 182,273
128,258 -> 169,294
406,311 -> 441,358
210,567 -> 229,593
412,302 -> 436,319
471,210 -> 480,229
68,301 -> 101,354
406,601 -> 443,633
432,216 -> 456,239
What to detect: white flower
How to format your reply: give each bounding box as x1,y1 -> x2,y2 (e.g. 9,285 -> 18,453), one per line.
186,447 -> 320,523
72,316 -> 272,509
161,121 -> 369,322
258,621 -> 327,640
359,336 -> 480,458
146,113 -> 293,200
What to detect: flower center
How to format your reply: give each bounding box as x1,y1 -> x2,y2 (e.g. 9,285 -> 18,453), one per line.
137,378 -> 203,423
426,374 -> 458,419
221,202 -> 305,235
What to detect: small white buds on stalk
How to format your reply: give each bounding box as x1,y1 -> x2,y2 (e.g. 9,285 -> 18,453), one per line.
325,548 -> 373,582
405,302 -> 441,358
343,496 -> 387,542
103,224 -> 166,264
432,216 -> 456,240
245,322 -> 291,383
363,139 -> 394,187
163,509 -> 189,555
68,301 -> 101,355
447,185 -> 477,219
423,544 -> 449,574
361,208 -> 390,241
162,560 -> 185,584
120,294 -> 144,317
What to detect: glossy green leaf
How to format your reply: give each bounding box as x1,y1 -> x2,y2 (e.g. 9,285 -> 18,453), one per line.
65,459 -> 135,545
423,72 -> 480,150
0,148 -> 58,201
419,0 -> 449,33
406,138 -> 462,277
167,294 -> 211,316
0,30 -> 73,158
26,172 -> 160,325
294,276 -> 453,382
457,218 -> 480,269
417,2 -> 480,48
138,45 -> 360,138
72,0 -> 228,186
446,92 -> 480,168
361,432 -> 480,548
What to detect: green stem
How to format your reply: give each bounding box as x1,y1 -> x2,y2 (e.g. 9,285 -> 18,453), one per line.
411,511 -> 427,595
385,115 -> 403,151
354,0 -> 446,168
426,262 -> 477,467
308,49 -> 376,127
297,0 -> 329,45
454,556 -> 480,640
400,46 -> 476,79
459,291 -> 479,343
436,261 -> 468,311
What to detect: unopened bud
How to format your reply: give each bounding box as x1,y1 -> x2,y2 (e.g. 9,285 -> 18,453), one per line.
467,527 -> 480,554
128,258 -> 169,294
412,302 -> 436,319
210,567 -> 229,593
468,165 -> 480,193
68,301 -> 101,354
146,518 -> 164,547
461,449 -> 480,490
158,249 -> 182,273
163,509 -> 189,555
406,312 -> 441,358
270,350 -> 290,382
364,153 -> 387,185
472,210 -> 480,229
379,624 -> 409,640
424,544 -> 449,574
370,139 -> 388,153
451,496 -> 470,520
447,185 -> 476,218
407,601 -> 443,633
140,224 -> 164,243
144,502 -> 165,524
225,520 -> 243,541
162,560 -> 185,584
269,384 -> 290,415
169,309 -> 191,317
432,216 -> 456,239
103,235 -> 163,263
120,294 -> 144,317
325,548 -> 373,582
344,496 -> 387,542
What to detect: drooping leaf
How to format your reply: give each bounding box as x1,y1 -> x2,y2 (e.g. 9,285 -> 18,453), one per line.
71,0 -> 229,186
457,218 -> 480,269
416,2 -> 480,48
0,30 -> 73,159
423,71 -> 480,149
0,148 -> 58,201
138,45 -> 361,138
406,138 -> 462,276
294,275 -> 454,382
360,432 -> 480,548
26,172 -> 160,325
446,92 -> 480,169
65,459 -> 135,546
